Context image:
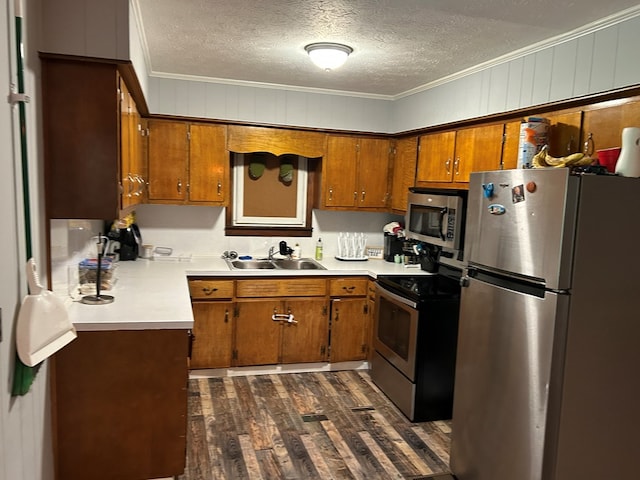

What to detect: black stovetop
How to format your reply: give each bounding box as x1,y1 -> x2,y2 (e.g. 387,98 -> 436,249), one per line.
377,264 -> 462,302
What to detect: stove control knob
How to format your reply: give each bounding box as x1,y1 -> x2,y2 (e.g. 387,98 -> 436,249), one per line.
460,275 -> 470,288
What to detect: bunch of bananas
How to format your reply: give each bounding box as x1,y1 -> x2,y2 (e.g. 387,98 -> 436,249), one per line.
532,145 -> 593,168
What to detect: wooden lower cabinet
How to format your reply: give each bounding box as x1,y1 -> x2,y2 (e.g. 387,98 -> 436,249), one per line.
281,298 -> 328,363
188,276 -> 372,368
52,329 -> 189,480
189,279 -> 235,369
235,300 -> 283,365
191,301 -> 234,368
329,297 -> 370,362
234,298 -> 328,366
329,277 -> 371,363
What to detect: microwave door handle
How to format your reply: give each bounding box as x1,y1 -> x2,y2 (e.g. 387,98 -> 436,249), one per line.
438,207 -> 447,241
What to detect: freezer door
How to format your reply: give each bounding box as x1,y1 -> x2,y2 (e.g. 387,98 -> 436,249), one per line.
450,276 -> 568,480
465,169 -> 579,290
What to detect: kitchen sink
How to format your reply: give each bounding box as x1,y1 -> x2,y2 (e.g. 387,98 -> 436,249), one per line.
226,258 -> 326,271
271,259 -> 325,270
228,259 -> 276,269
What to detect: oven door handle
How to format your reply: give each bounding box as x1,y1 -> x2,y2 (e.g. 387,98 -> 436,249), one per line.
376,284 -> 418,309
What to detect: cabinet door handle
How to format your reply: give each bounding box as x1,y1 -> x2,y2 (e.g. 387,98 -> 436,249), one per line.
202,287 -> 218,295
217,181 -> 222,196
353,191 -> 357,201
271,312 -> 297,324
583,132 -> 594,156
126,173 -> 134,198
454,157 -> 460,175
329,187 -> 333,201
177,178 -> 182,193
361,190 -> 366,201
224,308 -> 229,323
445,158 -> 451,175
135,175 -> 145,196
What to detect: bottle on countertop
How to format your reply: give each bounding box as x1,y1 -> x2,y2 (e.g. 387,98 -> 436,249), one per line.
292,243 -> 301,259
315,238 -> 323,260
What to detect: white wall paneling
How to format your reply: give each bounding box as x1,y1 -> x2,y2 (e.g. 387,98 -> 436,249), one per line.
531,48 -> 554,107
2,1 -> 53,479
549,41 -> 578,102
40,0 -> 129,60
590,27 -> 620,94
574,34 -> 596,98
615,16 -> 640,87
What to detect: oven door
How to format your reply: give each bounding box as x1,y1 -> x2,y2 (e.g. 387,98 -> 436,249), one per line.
374,284 -> 419,380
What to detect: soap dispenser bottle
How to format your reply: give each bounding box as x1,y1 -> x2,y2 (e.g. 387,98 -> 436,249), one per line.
315,238 -> 323,260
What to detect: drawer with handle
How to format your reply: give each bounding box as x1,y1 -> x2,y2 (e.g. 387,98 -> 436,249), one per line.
188,280 -> 234,299
329,278 -> 368,297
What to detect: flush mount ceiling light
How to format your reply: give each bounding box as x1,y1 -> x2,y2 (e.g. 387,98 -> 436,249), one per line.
304,42 -> 353,71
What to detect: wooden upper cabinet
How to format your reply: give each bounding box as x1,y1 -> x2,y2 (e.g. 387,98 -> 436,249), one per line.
358,138 -> 392,208
502,121 -> 521,170
546,111 -> 583,157
417,125 -> 503,184
416,131 -> 456,183
390,136 -> 418,213
460,123 -> 505,177
42,59 -> 121,219
188,124 -> 228,204
324,136 -> 359,207
147,120 -> 189,202
147,121 -> 228,205
582,99 -> 640,153
227,125 -> 326,158
119,78 -> 146,210
322,135 -> 391,210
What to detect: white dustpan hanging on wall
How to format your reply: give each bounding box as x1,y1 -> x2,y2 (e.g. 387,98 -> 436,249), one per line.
16,259 -> 77,367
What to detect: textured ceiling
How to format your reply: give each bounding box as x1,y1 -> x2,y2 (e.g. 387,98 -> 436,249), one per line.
134,0 -> 640,97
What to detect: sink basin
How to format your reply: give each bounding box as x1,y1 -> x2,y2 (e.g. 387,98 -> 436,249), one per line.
271,258 -> 326,270
228,259 -> 276,269
226,257 -> 325,271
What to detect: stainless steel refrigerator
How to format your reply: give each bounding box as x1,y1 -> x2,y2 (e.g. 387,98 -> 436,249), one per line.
450,168 -> 640,480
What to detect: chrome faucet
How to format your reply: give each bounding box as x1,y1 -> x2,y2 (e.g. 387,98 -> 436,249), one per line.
268,245 -> 276,259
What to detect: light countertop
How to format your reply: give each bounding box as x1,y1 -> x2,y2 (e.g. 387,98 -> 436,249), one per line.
66,255 -> 434,332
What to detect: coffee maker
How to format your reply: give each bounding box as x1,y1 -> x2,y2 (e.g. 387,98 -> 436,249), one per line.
106,222 -> 141,261
383,233 -> 405,262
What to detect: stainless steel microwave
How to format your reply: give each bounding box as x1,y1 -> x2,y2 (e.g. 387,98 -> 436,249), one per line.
405,188 -> 467,251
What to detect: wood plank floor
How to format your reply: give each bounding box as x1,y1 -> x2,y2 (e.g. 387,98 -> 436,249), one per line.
178,370 -> 452,480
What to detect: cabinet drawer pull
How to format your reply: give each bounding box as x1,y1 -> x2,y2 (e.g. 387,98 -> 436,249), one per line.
342,286 -> 356,291
202,287 -> 218,295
